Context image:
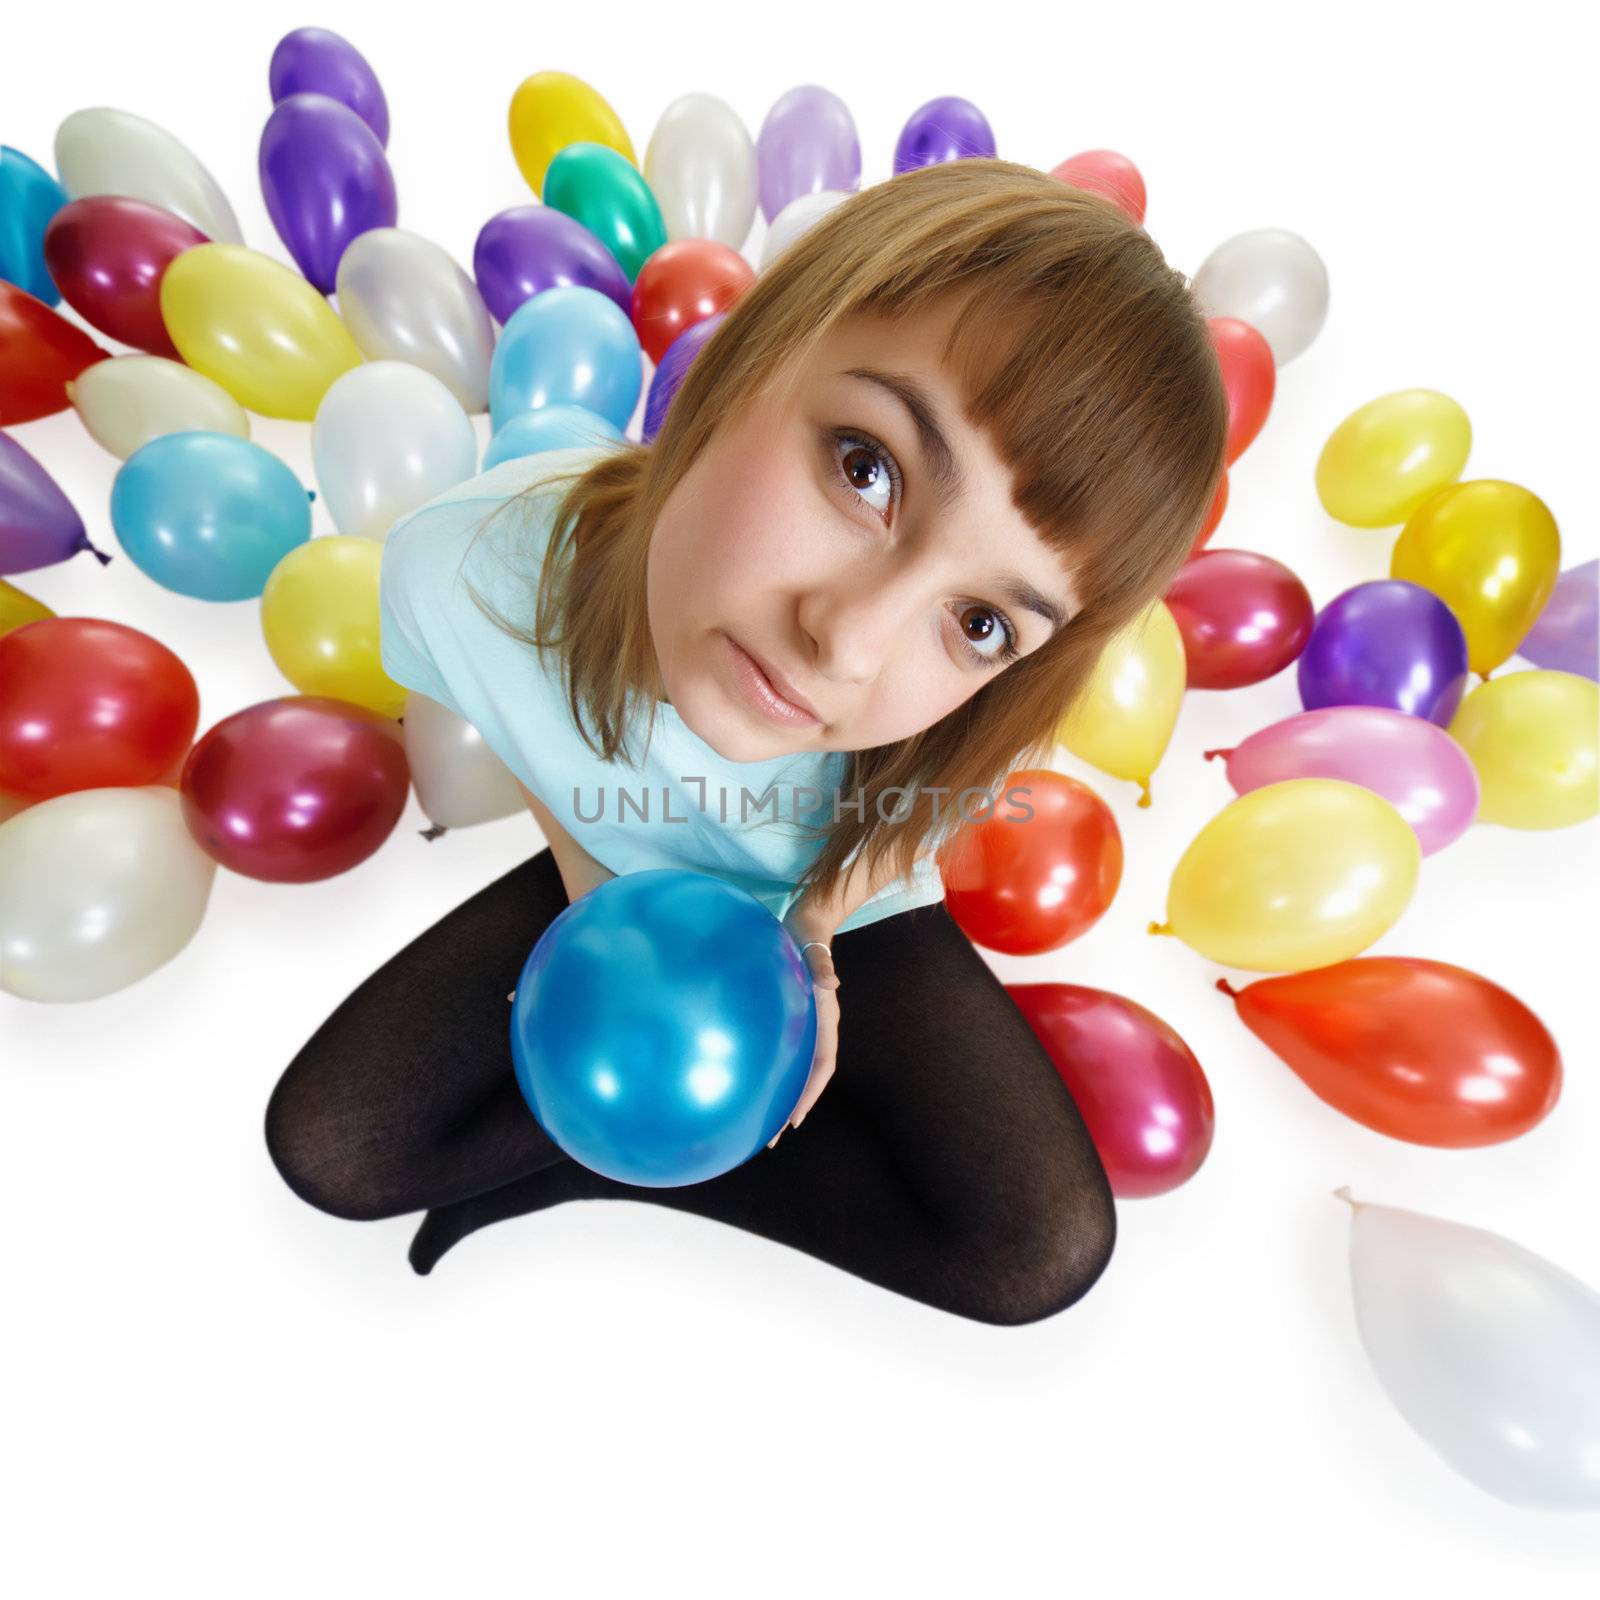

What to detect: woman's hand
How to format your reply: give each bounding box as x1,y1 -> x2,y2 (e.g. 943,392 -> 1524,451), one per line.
767,939 -> 841,1147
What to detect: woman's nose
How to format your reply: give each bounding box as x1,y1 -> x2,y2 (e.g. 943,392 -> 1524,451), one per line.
798,568 -> 922,686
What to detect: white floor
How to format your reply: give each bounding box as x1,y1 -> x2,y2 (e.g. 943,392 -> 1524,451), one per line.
3,2 -> 1597,1593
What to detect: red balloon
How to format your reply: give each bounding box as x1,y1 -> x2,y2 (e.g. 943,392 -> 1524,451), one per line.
1048,150 -> 1147,225
1165,547 -> 1314,689
1009,982 -> 1215,1197
43,196 -> 210,359
1208,316 -> 1275,464
0,281 -> 110,424
1190,469 -> 1228,557
936,768 -> 1122,954
631,238 -> 755,366
179,696 -> 409,882
1219,958 -> 1562,1148
0,617 -> 200,796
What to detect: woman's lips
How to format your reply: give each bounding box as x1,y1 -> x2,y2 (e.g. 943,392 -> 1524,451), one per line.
720,632 -> 822,728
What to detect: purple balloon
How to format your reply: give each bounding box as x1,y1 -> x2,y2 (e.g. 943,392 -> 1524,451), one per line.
757,85 -> 861,225
1297,580 -> 1470,726
473,205 -> 632,327
259,93 -> 397,293
1518,557 -> 1598,681
1208,706 -> 1480,855
269,27 -> 390,148
644,313 -> 725,442
893,96 -> 997,175
0,432 -> 108,575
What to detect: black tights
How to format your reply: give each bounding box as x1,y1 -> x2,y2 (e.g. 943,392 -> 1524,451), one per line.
264,848 -> 1117,1326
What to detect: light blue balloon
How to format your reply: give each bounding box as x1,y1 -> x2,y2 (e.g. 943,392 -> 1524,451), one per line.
0,146 -> 70,305
483,403 -> 623,470
511,870 -> 817,1188
488,283 -> 642,434
110,432 -> 313,601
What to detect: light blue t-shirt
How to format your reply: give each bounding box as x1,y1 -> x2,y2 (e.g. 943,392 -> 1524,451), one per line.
377,445 -> 947,935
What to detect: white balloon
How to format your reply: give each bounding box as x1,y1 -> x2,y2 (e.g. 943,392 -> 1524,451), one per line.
401,692 -> 523,830
1339,1188 -> 1600,1509
644,92 -> 759,252
312,361 -> 478,541
335,228 -> 497,414
1192,227 -> 1329,366
0,787 -> 218,1003
69,355 -> 250,459
761,190 -> 850,271
54,106 -> 242,244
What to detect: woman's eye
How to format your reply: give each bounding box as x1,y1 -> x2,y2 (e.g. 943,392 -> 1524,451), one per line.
953,602 -> 1021,669
830,431 -> 902,523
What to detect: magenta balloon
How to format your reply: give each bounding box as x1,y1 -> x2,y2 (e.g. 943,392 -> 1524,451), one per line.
1204,705 -> 1480,855
472,204 -> 632,325
259,92 -> 397,293
178,695 -> 409,882
0,431 -> 109,575
1008,982 -> 1215,1200
756,85 -> 861,224
269,26 -> 390,148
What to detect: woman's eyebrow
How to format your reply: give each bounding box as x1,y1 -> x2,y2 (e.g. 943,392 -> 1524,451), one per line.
838,366 -> 964,506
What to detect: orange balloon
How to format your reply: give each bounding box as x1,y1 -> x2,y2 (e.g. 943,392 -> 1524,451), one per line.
936,768 -> 1122,955
1219,957 -> 1561,1147
1,281 -> 110,424
1190,469 -> 1228,557
630,238 -> 754,366
1209,317 -> 1275,464
1048,150 -> 1146,224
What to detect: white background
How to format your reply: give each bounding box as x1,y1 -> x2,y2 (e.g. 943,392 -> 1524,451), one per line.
3,1 -> 1597,1592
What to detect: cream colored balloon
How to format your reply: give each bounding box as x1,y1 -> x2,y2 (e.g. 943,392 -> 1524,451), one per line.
0,786 -> 217,1003
401,692 -> 524,829
68,355 -> 250,459
1192,227 -> 1329,366
54,106 -> 243,243
645,92 -> 758,251
761,190 -> 850,270
336,228 -> 496,414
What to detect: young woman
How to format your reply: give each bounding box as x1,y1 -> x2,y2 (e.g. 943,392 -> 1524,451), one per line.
265,157 -> 1228,1325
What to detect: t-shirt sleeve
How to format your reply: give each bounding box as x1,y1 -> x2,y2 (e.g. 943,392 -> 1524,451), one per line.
378,483 -> 571,801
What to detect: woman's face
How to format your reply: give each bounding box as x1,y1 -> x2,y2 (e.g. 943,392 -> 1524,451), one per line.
646,298 -> 1084,763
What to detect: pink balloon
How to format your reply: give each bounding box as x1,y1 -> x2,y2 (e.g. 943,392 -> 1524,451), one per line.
1165,547 -> 1314,689
1204,705 -> 1480,855
1008,983 -> 1215,1199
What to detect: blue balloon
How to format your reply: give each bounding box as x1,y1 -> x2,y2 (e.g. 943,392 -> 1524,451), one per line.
489,283 -> 642,434
110,432 -> 313,601
511,870 -> 817,1187
643,312 -> 725,442
483,403 -> 623,470
0,145 -> 70,305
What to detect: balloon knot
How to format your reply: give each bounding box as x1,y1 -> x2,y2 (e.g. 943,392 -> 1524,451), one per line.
1332,1185 -> 1359,1210
1215,978 -> 1239,999
419,823 -> 447,842
1146,920 -> 1172,938
306,488 -> 317,502
1202,747 -> 1234,762
1136,779 -> 1152,808
85,539 -> 114,568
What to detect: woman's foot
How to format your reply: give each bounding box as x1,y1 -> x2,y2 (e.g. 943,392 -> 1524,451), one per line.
407,1159 -> 593,1275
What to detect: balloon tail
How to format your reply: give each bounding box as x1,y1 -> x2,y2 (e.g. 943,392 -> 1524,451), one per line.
1332,1185 -> 1361,1211
1215,978 -> 1240,999
1147,920 -> 1173,938
1202,747 -> 1235,762
1136,778 -> 1152,808
83,537 -> 114,568
419,822 -> 448,842
64,380 -> 76,403
306,488 -> 317,503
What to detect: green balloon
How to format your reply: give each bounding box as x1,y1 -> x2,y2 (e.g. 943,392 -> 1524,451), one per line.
544,141 -> 667,284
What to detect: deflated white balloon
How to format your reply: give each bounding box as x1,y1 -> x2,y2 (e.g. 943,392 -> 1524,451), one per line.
68,355 -> 250,459
54,106 -> 242,244
1339,1188 -> 1600,1510
335,228 -> 497,414
401,692 -> 523,830
1192,227 -> 1328,366
761,190 -> 849,270
312,361 -> 478,542
644,92 -> 759,251
0,787 -> 218,1003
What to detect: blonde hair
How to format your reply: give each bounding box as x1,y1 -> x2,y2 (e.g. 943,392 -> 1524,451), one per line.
466,156 -> 1228,905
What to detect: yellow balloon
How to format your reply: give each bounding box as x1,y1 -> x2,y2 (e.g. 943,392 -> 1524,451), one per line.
1448,670 -> 1598,830
1150,779 -> 1421,972
160,243 -> 363,421
1056,599 -> 1185,805
1,578 -> 54,637
1315,388 -> 1471,528
1390,479 -> 1560,676
260,536 -> 405,718
508,70 -> 637,197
